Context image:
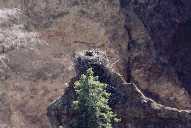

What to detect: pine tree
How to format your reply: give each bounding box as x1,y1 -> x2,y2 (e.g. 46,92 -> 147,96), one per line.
71,68 -> 120,128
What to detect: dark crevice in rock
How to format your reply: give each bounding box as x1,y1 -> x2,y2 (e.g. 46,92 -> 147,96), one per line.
168,20 -> 191,94
123,24 -> 133,83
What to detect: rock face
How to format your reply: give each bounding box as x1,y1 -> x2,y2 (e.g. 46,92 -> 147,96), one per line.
48,50 -> 191,128
119,0 -> 191,109
0,0 -> 191,128
0,1 -> 126,128
0,8 -> 64,128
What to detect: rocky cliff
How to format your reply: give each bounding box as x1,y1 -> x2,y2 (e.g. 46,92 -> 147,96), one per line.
48,49 -> 191,128
121,0 -> 191,109
0,0 -> 191,128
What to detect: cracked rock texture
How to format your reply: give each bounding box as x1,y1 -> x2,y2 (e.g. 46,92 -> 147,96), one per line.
0,0 -> 191,128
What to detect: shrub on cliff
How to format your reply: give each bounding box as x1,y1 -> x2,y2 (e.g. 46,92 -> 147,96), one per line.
71,68 -> 120,128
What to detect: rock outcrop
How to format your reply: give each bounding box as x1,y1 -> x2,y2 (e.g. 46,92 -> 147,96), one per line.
48,50 -> 191,128
0,0 -> 191,128
29,0 -> 191,110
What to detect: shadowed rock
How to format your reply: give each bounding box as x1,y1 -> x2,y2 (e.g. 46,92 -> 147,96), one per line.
47,49 -> 191,128
120,0 -> 191,109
